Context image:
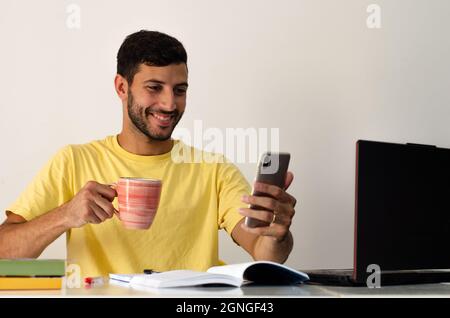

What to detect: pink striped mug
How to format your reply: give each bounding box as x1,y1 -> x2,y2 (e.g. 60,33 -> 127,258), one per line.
111,177 -> 162,230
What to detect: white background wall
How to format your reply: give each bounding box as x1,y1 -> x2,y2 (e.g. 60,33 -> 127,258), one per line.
1,0 -> 449,270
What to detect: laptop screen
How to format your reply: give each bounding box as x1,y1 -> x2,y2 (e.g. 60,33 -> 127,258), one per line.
355,140 -> 450,281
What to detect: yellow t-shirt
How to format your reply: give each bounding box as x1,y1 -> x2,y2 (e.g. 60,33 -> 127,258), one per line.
6,135 -> 251,277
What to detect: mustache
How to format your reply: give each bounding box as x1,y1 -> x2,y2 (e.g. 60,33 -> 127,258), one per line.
145,108 -> 179,117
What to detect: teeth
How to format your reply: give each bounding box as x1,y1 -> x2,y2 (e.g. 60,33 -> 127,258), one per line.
152,113 -> 171,121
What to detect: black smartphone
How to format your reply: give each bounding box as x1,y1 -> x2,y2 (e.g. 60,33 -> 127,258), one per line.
244,152 -> 291,228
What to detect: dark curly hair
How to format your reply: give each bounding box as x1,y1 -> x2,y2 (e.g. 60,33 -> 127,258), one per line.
117,30 -> 187,84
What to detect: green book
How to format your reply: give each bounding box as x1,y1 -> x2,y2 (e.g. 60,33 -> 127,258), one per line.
0,259 -> 65,277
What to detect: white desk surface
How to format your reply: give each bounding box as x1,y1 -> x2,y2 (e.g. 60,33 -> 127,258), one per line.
1,281 -> 450,297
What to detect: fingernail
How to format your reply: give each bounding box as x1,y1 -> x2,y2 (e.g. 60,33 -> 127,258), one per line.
241,195 -> 248,202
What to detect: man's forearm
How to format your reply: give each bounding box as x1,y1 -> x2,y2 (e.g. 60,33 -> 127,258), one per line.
0,205 -> 70,258
253,231 -> 293,263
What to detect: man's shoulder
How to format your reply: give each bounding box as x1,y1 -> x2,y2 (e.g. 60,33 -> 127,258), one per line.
67,135 -> 113,155
44,136 -> 113,167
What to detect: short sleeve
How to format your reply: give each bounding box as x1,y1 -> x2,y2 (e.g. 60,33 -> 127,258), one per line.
217,161 -> 251,236
5,145 -> 74,221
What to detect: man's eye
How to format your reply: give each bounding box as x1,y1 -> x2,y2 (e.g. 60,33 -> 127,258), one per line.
174,88 -> 187,96
147,86 -> 161,92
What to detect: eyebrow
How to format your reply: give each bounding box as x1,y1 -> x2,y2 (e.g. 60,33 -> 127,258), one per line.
144,79 -> 188,87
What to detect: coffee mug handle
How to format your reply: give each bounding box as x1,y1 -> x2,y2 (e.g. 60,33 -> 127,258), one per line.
106,182 -> 120,218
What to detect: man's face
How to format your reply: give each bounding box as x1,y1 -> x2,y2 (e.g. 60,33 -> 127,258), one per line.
126,63 -> 188,141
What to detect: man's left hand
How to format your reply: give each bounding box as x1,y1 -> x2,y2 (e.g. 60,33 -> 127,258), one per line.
238,171 -> 297,242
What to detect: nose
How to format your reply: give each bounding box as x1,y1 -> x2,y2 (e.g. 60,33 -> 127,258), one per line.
158,88 -> 176,112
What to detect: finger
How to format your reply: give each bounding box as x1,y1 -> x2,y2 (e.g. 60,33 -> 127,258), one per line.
85,206 -> 102,224
107,182 -> 118,190
89,202 -> 109,223
253,182 -> 298,208
272,208 -> 293,226
253,181 -> 290,202
93,195 -> 117,218
284,171 -> 294,190
284,192 -> 298,208
95,183 -> 117,201
238,208 -> 274,224
242,195 -> 278,212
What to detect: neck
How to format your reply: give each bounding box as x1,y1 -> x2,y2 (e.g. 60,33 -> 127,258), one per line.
117,130 -> 174,156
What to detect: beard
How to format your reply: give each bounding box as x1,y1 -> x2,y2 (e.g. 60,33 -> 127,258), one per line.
127,89 -> 183,141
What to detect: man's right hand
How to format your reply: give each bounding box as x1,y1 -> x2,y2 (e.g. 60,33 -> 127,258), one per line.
60,181 -> 118,228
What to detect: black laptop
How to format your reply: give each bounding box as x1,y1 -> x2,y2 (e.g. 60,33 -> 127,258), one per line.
304,140 -> 450,286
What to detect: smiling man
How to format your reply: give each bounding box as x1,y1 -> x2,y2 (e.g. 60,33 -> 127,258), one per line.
0,30 -> 297,277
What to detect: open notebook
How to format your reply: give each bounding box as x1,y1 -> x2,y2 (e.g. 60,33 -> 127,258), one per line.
109,261 -> 309,288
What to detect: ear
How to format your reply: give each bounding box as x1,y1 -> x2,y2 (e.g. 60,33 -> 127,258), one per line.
114,74 -> 128,101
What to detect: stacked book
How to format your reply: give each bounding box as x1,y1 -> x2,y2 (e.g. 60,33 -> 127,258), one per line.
0,259 -> 65,290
